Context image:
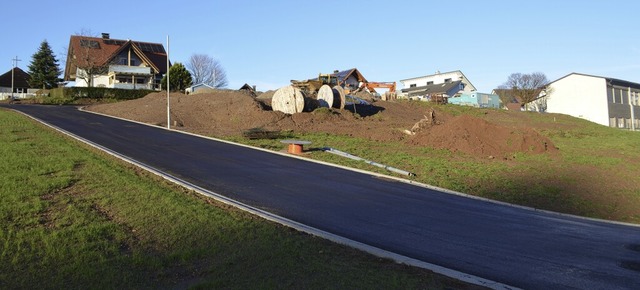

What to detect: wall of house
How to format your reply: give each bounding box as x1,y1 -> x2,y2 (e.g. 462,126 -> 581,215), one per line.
546,74 -> 610,126
400,71 -> 475,93
343,75 -> 361,91
93,75 -> 111,87
450,92 -> 500,108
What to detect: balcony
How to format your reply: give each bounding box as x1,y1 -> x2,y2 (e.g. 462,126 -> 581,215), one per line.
108,65 -> 151,75
110,83 -> 154,90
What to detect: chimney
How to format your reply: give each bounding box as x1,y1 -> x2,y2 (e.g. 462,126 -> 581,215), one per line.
101,33 -> 110,39
334,70 -> 339,73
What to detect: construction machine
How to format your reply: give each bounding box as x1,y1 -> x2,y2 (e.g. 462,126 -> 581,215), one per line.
355,81 -> 397,100
290,73 -> 338,97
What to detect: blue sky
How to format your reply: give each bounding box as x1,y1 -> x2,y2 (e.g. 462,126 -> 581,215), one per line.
2,0 -> 639,93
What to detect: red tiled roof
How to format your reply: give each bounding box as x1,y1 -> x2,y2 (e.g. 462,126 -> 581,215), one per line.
64,35 -> 168,81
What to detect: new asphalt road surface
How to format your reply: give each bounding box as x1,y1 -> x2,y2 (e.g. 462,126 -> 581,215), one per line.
5,104 -> 640,289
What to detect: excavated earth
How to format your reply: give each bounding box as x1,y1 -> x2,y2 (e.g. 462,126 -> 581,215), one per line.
86,90 -> 557,159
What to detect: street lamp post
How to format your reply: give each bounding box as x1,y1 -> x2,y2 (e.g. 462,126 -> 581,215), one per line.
166,35 -> 170,129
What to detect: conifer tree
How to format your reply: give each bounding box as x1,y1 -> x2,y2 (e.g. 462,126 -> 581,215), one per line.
28,40 -> 61,89
161,62 -> 192,92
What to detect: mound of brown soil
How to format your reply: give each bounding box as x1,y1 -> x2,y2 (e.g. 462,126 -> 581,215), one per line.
87,90 -> 557,159
408,114 -> 557,158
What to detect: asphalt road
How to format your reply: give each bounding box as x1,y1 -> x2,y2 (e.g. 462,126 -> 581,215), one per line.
4,104 -> 640,289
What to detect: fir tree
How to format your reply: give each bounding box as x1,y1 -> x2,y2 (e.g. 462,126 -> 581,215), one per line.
161,62 -> 192,92
28,40 -> 61,89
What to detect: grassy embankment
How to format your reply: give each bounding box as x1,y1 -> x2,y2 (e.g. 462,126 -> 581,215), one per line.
0,109 -> 481,289
230,103 -> 640,224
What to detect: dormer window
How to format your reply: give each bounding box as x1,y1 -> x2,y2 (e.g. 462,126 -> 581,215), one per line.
444,78 -> 452,83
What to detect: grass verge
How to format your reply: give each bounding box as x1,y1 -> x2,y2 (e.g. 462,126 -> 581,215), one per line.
0,109 -> 483,289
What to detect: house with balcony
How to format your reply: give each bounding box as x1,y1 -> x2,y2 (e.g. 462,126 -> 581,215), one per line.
63,33 -> 168,90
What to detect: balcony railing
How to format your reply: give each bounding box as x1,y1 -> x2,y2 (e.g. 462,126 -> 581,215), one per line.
108,65 -> 151,75
110,83 -> 153,90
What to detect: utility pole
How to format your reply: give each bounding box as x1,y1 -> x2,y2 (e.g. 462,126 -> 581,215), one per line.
166,35 -> 170,129
11,56 -> 21,100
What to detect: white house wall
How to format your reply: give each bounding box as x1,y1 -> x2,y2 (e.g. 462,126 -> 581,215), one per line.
547,74 -> 609,126
401,71 -> 475,93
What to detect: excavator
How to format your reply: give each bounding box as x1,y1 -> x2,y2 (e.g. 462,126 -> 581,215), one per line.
355,81 -> 397,101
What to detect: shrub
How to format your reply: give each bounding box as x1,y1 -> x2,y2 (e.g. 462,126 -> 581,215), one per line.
43,88 -> 154,104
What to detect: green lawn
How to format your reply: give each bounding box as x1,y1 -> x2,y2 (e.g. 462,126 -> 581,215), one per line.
0,109 -> 482,289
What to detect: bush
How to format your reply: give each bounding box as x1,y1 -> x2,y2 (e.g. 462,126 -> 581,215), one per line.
44,88 -> 154,104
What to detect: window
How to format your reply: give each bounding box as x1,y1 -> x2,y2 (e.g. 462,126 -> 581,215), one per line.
118,77 -> 132,83
607,87 -> 614,103
444,78 -> 452,83
120,58 -> 128,65
631,90 -> 640,106
614,89 -> 622,104
130,59 -> 137,66
79,39 -> 100,49
426,81 -> 434,85
409,84 -> 416,88
136,78 -> 145,84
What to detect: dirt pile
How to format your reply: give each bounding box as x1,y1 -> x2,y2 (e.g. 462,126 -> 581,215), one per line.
86,90 -> 557,158
408,114 -> 557,158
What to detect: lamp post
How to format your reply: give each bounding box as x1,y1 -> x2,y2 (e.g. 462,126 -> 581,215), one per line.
166,35 -> 170,129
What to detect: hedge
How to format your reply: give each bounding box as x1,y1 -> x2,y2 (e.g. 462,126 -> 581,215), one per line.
45,87 -> 155,104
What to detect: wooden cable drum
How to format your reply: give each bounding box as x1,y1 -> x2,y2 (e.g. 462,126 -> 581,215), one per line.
317,85 -> 334,108
304,96 -> 320,112
272,85 -> 305,114
332,85 -> 346,109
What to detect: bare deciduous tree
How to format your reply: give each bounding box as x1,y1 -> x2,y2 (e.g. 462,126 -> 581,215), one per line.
497,72 -> 551,111
65,29 -> 108,87
186,54 -> 228,88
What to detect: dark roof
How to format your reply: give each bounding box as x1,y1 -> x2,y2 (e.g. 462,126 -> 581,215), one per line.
239,83 -> 255,91
401,80 -> 463,96
332,68 -> 368,83
64,35 -> 168,81
0,67 -> 31,88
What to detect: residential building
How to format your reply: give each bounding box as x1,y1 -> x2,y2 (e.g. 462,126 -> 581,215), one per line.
63,33 -> 168,90
399,70 -> 476,99
545,73 -> 640,130
401,81 -> 465,101
449,92 -> 500,108
185,83 -> 215,95
0,67 -> 36,100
